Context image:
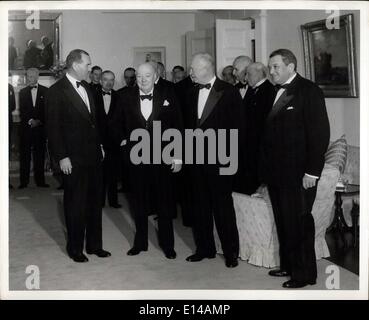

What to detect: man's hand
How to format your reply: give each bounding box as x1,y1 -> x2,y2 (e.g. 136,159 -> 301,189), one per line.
60,157 -> 72,175
171,159 -> 182,173
303,174 -> 317,189
29,119 -> 42,128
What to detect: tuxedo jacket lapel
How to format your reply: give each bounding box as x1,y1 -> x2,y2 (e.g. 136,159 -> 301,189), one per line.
61,77 -> 93,124
133,87 -> 146,127
152,86 -> 162,121
83,82 -> 97,123
200,78 -> 224,125
266,74 -> 300,121
189,86 -> 200,127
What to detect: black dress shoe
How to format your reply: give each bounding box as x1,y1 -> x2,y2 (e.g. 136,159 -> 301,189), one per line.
186,253 -> 216,262
18,184 -> 27,189
268,269 -> 290,277
127,247 -> 147,256
225,258 -> 239,268
110,203 -> 122,209
86,249 -> 111,257
37,183 -> 50,188
164,249 -> 177,259
71,253 -> 89,263
282,279 -> 316,289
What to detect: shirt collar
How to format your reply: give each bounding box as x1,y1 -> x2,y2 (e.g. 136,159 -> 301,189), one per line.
66,72 -> 82,88
139,88 -> 154,96
253,78 -> 267,89
102,89 -> 112,94
282,72 -> 297,86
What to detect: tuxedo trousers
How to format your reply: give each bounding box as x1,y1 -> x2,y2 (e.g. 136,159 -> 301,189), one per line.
130,165 -> 175,252
191,166 -> 239,259
63,163 -> 103,256
268,185 -> 317,282
102,151 -> 119,206
19,127 -> 46,186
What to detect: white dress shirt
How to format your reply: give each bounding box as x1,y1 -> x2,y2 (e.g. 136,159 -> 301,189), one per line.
140,89 -> 154,121
239,84 -> 248,99
273,72 -> 297,106
30,84 -> 38,107
198,76 -> 216,119
102,91 -> 112,114
66,72 -> 91,113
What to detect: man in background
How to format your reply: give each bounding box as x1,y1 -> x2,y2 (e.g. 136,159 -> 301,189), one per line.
9,37 -> 17,70
95,70 -> 122,209
221,65 -> 236,85
172,65 -> 186,83
18,68 -> 49,189
89,65 -> 102,93
40,36 -> 54,70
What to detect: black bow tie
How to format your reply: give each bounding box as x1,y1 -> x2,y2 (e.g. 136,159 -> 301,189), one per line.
274,84 -> 289,91
30,85 -> 37,89
140,94 -> 153,101
236,82 -> 247,89
198,83 -> 211,90
102,91 -> 111,96
76,81 -> 82,88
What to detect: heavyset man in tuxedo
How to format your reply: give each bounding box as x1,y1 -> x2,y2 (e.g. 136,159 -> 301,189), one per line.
46,49 -> 111,263
184,53 -> 243,268
18,68 -> 49,189
259,49 -> 330,288
94,70 -> 122,208
114,62 -> 183,259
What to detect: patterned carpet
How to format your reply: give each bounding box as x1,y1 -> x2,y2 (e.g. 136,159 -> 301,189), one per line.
8,177 -> 359,294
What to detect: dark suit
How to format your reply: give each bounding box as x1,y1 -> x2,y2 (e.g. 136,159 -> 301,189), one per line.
183,77 -> 243,260
234,79 -> 275,195
259,73 -> 330,282
114,85 -> 183,252
89,82 -> 102,95
45,75 -> 104,257
19,84 -> 48,186
95,88 -> 121,206
9,84 -> 16,148
24,47 -> 41,69
40,43 -> 54,69
174,76 -> 195,226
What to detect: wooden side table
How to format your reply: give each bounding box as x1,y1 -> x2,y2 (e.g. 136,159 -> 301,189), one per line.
327,184 -> 360,247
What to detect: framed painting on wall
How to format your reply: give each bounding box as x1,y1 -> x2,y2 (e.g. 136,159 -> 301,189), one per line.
133,46 -> 166,69
301,14 -> 358,97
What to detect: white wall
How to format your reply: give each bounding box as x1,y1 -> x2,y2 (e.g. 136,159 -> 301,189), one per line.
60,10 -> 195,88
195,9 -> 360,147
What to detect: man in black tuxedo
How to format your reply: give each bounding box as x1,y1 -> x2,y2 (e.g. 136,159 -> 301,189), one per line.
18,68 -> 49,189
9,83 -> 16,189
174,75 -> 195,227
259,49 -> 330,288
232,55 -> 252,99
235,62 -> 275,195
89,65 -> 102,93
184,53 -> 243,268
40,36 -> 54,70
46,49 -> 111,263
114,62 -> 183,259
231,55 -> 253,194
94,70 -> 121,208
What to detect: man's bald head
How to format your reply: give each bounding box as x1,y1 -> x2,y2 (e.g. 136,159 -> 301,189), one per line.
190,53 -> 215,84
232,55 -> 253,84
136,62 -> 157,93
247,62 -> 268,87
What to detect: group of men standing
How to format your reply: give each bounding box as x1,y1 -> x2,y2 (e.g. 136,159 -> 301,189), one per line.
13,46 -> 330,288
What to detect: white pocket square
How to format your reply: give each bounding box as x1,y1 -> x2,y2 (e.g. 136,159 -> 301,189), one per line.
162,99 -> 170,107
286,106 -> 294,110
